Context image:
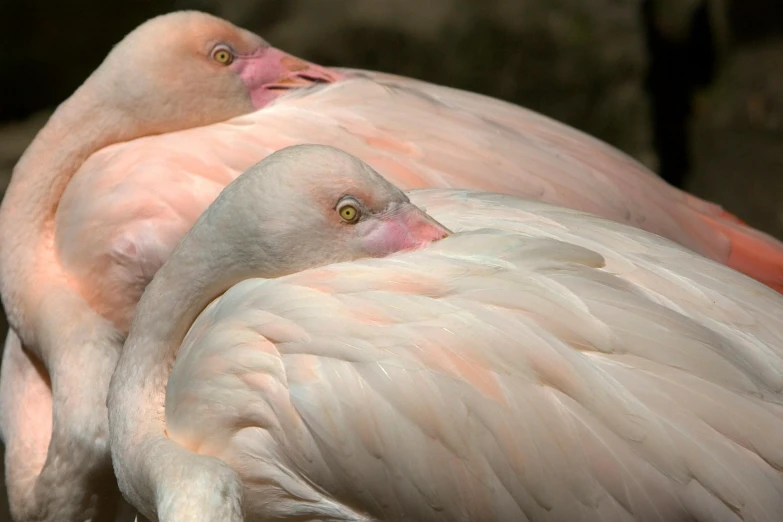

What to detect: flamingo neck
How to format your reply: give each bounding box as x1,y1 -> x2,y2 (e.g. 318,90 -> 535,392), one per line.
4,82 -> 138,236
0,82 -> 139,345
132,247 -> 237,385
109,215 -> 265,520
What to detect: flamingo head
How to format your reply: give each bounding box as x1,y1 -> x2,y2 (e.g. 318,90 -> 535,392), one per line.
93,11 -> 344,134
205,144 -> 452,277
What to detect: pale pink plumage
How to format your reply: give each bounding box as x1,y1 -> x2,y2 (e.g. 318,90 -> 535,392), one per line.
0,11 -> 339,521
4,10 -> 783,522
108,146 -> 783,521
58,70 -> 783,337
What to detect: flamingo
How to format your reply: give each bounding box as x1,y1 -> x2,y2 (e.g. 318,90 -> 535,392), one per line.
0,11 -> 341,521
2,9 -> 783,521
108,144 -> 783,522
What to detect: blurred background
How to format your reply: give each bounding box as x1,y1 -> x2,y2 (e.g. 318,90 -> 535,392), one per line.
1,0 -> 782,517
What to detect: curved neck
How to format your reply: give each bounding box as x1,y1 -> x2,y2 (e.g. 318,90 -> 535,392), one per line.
0,82 -> 137,344
128,221 -> 264,390
3,83 -> 134,234
110,218 -> 266,519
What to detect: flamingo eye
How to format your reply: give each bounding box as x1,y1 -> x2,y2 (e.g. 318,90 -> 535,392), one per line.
337,199 -> 361,223
211,45 -> 234,65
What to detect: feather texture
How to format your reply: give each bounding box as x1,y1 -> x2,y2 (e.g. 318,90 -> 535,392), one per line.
164,189 -> 783,522
55,73 -> 783,336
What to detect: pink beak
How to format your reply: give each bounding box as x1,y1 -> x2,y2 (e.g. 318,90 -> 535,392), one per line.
231,46 -> 346,109
362,204 -> 452,257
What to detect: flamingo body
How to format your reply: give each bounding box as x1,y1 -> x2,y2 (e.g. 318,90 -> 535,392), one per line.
4,11 -> 783,520
163,188 -> 783,521
57,72 -> 783,336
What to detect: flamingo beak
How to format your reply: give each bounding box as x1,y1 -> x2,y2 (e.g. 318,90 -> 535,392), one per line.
361,204 -> 452,257
232,46 -> 346,109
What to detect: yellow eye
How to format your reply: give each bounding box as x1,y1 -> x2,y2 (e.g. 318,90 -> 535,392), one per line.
211,46 -> 234,65
339,204 -> 359,223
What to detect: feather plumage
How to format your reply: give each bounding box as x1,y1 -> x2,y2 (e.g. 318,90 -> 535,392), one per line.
163,189 -> 783,522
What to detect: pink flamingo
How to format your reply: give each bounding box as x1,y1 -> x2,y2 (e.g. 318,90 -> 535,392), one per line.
0,11 -> 340,521
1,10 -> 781,521
109,144 -> 783,521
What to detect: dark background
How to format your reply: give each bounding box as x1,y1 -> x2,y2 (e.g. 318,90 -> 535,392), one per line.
1,0 -> 782,517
